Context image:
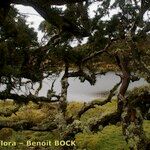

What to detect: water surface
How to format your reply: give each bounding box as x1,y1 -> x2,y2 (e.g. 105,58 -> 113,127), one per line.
38,72 -> 147,102
0,72 -> 147,102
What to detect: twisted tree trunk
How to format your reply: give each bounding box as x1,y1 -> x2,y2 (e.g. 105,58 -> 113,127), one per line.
116,56 -> 149,150
122,106 -> 149,150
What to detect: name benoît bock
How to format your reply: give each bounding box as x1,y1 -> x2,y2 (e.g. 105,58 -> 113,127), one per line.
0,140 -> 76,147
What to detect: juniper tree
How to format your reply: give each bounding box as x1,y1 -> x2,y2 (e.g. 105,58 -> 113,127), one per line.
0,1 -> 150,150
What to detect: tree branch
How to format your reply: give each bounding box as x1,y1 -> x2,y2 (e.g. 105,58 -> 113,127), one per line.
67,70 -> 96,85
137,22 -> 150,37
0,92 -> 60,104
89,112 -> 120,132
81,41 -> 113,63
77,80 -> 121,118
0,120 -> 57,131
66,81 -> 121,124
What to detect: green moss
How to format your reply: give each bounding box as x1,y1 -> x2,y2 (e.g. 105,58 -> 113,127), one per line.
67,101 -> 84,117
67,99 -> 117,125
143,120 -> 150,138
0,100 -> 149,150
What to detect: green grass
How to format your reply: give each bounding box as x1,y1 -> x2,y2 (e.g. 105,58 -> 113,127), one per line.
76,125 -> 129,150
76,121 -> 150,150
0,100 -> 149,150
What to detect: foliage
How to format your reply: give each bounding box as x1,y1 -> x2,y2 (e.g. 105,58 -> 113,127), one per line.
0,6 -> 43,91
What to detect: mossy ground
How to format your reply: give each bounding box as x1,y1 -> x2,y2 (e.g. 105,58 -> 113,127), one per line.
0,100 -> 149,150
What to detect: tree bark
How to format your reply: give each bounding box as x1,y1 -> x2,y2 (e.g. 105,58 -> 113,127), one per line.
122,106 -> 149,150
59,76 -> 69,117
0,120 -> 57,131
0,92 -> 60,104
116,56 -> 149,150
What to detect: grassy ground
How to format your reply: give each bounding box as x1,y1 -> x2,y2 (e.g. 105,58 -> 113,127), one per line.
0,100 -> 149,150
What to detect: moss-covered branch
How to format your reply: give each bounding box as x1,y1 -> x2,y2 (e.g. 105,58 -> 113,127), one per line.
0,120 -> 57,131
0,92 -> 60,104
66,81 -> 121,124
89,112 -> 120,132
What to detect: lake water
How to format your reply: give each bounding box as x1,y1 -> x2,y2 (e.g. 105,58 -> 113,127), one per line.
1,72 -> 148,102
37,72 -> 147,102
